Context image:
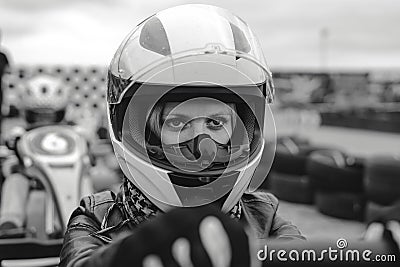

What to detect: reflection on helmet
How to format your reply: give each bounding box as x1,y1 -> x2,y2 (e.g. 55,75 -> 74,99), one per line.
20,74 -> 70,125
107,4 -> 276,212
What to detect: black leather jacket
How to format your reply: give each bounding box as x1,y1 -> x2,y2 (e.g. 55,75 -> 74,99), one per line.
59,190 -> 305,267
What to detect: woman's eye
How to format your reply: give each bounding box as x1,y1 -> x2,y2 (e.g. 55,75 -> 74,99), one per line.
207,119 -> 224,128
166,119 -> 185,129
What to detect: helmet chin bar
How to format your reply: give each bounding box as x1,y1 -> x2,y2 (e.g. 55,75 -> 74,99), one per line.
146,133 -> 250,172
169,171 -> 239,205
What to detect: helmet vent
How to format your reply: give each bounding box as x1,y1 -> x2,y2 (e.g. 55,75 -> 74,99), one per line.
229,22 -> 251,54
139,16 -> 171,56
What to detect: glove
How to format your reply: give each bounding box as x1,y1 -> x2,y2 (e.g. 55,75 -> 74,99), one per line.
364,201 -> 400,252
112,205 -> 259,267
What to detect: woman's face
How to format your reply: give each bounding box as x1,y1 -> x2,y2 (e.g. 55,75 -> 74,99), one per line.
160,98 -> 235,145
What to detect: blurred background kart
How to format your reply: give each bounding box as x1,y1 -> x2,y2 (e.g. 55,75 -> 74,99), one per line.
0,125 -> 93,266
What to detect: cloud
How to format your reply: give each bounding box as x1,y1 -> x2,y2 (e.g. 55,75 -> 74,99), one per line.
1,0 -> 399,69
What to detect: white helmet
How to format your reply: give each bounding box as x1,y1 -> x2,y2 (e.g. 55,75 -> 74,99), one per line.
107,4 -> 276,212
20,74 -> 70,124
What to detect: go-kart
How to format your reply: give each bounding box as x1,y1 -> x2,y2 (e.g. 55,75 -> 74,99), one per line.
0,125 -> 94,266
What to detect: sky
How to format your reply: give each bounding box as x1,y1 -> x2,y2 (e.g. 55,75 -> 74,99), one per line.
0,0 -> 400,70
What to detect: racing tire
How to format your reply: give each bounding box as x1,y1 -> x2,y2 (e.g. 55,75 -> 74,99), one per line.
365,200 -> 400,224
364,155 -> 400,205
272,145 -> 334,176
307,150 -> 365,193
315,191 -> 366,221
269,172 -> 314,204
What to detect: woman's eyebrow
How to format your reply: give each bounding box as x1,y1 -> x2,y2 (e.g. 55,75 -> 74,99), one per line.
161,114 -> 191,123
163,113 -> 232,119
209,113 -> 233,117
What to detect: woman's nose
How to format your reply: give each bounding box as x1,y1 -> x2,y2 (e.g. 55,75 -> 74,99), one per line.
178,120 -> 207,143
190,120 -> 207,138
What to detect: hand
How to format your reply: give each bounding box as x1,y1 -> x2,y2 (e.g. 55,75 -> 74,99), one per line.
364,220 -> 400,250
364,201 -> 400,252
113,206 -> 260,267
142,216 -> 231,267
364,201 -> 400,251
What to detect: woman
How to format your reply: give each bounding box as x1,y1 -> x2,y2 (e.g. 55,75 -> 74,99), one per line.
60,5 -> 304,267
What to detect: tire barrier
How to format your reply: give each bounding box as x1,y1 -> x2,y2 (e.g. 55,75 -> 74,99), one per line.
268,136 -> 332,204
272,149 -> 309,175
315,191 -> 366,221
249,135 -> 321,191
272,144 -> 332,176
250,135 -> 309,191
307,150 -> 365,193
269,172 -> 314,204
365,200 -> 400,224
365,155 -> 400,206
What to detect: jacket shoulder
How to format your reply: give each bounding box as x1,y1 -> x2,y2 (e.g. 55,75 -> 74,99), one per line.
241,190 -> 279,208
240,190 -> 280,238
69,190 -> 116,228
80,190 -> 116,212
241,190 -> 305,240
